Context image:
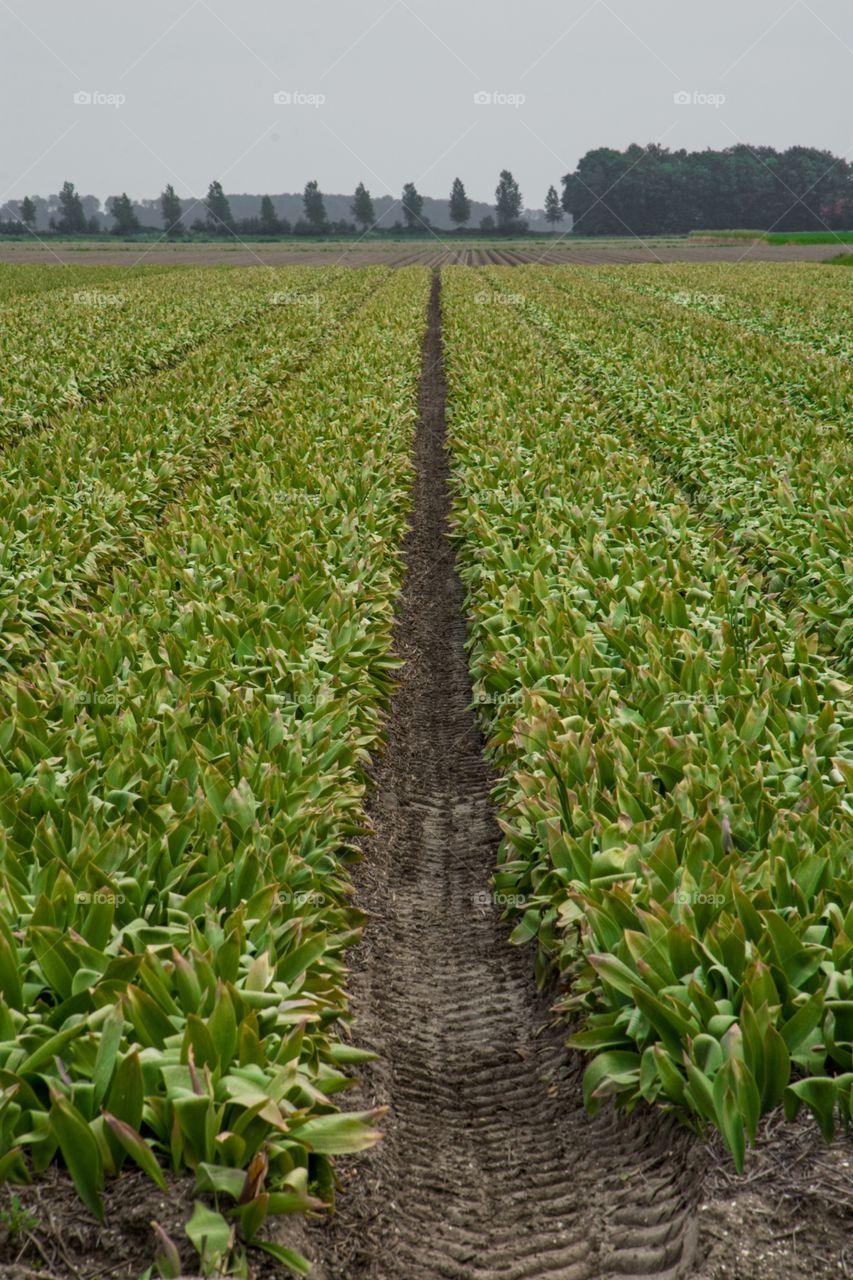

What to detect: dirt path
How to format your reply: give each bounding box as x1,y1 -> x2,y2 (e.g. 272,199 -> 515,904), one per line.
312,273 -> 705,1280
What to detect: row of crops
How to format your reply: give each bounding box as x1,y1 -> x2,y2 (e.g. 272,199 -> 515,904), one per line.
0,266 -> 325,439
442,264 -> 853,1171
0,266 -> 429,1271
0,259 -> 850,1267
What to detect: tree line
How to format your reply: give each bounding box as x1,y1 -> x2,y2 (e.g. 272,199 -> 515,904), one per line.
3,144 -> 850,238
562,143 -> 853,235
1,171 -> 563,238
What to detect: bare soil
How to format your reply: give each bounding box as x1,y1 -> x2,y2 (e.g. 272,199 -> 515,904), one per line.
0,1166 -> 325,1280
0,243 -> 837,267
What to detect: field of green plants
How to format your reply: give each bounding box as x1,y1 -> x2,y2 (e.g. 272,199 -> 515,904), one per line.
444,262 -> 853,1172
0,264 -> 429,1271
0,260 -> 850,1273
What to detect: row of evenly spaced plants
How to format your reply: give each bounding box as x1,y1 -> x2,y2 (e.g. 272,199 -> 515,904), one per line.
525,264 -> 851,435
441,266 -> 853,1171
0,266 -> 321,441
0,267 -> 430,1270
0,267 -> 381,670
594,261 -> 853,361
486,266 -> 853,669
0,264 -> 172,305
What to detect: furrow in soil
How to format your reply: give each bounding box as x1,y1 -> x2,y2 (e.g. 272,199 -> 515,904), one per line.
313,271 -> 702,1280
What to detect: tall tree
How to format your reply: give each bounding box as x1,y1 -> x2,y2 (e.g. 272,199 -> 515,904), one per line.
57,181 -> 87,234
258,195 -> 280,235
160,184 -> 183,237
351,181 -> 375,232
401,182 -> 424,230
449,177 -> 471,227
19,196 -> 36,229
544,185 -> 563,227
108,192 -> 140,235
205,180 -> 233,234
303,180 -> 328,233
495,169 -> 523,230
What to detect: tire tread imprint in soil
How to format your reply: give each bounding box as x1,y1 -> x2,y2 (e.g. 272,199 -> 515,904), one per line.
312,270 -> 703,1280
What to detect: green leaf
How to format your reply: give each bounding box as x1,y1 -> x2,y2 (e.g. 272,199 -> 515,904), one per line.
784,1077 -> 839,1141
92,1003 -> 125,1106
185,1201 -> 233,1259
288,1107 -> 385,1155
254,1241 -> 311,1276
103,1112 -> 167,1190
49,1091 -> 104,1220
581,1052 -> 642,1111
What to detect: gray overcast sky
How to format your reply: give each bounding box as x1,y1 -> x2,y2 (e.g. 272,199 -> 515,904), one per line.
0,0 -> 850,207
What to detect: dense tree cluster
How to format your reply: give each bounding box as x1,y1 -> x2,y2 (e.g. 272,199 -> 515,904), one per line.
562,144 -> 853,235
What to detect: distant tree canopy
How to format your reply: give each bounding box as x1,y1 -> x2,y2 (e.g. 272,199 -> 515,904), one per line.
160,184 -> 183,236
57,181 -> 87,234
495,170 -> 525,232
351,181 -> 375,231
402,182 -> 425,230
562,143 -> 853,235
303,180 -> 328,233
108,192 -> 139,235
449,177 -> 471,227
205,180 -> 234,233
544,185 -> 563,226
19,196 -> 36,228
258,195 -> 280,235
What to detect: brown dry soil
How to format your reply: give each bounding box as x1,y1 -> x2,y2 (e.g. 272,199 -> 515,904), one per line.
0,273 -> 851,1280
0,242 -> 838,267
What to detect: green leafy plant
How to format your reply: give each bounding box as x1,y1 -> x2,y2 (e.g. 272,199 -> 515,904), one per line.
0,268 -> 429,1228
442,263 -> 853,1170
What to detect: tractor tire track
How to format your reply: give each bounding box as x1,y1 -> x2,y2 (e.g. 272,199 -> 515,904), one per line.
314,271 -> 703,1280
